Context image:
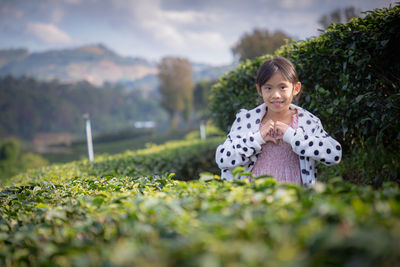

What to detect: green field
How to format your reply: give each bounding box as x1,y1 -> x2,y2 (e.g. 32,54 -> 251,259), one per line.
40,130 -> 192,164
1,138 -> 400,266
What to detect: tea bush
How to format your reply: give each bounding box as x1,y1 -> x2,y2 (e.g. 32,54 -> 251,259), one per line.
276,4 -> 400,151
4,138 -> 223,187
210,4 -> 400,149
1,172 -> 400,266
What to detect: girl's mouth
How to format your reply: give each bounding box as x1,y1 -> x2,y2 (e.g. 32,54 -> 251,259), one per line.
271,101 -> 284,107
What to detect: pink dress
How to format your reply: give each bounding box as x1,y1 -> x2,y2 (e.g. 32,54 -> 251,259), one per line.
251,112 -> 302,185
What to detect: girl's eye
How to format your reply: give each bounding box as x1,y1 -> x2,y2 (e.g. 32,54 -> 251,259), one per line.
280,86 -> 286,90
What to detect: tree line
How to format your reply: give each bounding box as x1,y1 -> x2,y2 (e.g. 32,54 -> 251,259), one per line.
0,76 -> 168,140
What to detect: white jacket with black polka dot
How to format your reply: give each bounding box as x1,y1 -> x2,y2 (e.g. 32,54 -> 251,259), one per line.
215,103 -> 342,187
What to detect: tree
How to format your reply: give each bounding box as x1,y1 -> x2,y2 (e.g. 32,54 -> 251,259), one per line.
318,6 -> 359,30
231,28 -> 292,62
157,57 -> 194,130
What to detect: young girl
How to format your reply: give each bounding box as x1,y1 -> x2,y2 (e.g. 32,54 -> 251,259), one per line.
215,56 -> 342,187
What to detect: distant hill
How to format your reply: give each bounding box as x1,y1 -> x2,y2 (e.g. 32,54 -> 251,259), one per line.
0,44 -> 157,86
0,44 -> 235,88
0,49 -> 29,68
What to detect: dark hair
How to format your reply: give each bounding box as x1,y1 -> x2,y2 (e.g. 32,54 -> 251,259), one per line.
256,56 -> 301,102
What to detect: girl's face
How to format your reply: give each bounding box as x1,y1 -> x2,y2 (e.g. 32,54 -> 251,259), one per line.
256,71 -> 301,113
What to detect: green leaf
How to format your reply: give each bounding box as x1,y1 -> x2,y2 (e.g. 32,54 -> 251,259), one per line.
199,172 -> 216,182
232,167 -> 244,177
239,172 -> 253,177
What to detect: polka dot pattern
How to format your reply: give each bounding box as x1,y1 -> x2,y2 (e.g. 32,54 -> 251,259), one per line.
216,103 -> 342,186
287,113 -> 342,168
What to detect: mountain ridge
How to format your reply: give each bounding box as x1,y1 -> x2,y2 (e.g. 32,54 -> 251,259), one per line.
0,44 -> 234,86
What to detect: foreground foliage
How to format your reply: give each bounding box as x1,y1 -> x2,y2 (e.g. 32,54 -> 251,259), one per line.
1,173 -> 400,266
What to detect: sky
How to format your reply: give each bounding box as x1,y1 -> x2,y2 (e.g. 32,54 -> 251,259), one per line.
0,0 -> 397,65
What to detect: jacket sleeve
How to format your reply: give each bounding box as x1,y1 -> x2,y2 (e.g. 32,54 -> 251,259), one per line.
216,110 -> 265,170
283,118 -> 342,166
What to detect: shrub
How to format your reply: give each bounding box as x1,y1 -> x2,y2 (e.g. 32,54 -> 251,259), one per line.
317,144 -> 400,187
6,137 -> 224,187
210,4 -> 400,150
0,138 -> 48,182
276,4 -> 400,151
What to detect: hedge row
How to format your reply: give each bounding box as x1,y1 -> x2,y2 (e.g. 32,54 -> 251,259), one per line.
4,137 -> 223,187
210,4 -> 400,151
1,173 -> 400,266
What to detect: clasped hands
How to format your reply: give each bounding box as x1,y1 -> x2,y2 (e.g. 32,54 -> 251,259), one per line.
260,120 -> 289,144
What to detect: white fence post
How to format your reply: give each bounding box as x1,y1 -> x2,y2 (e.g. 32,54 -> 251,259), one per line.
83,113 -> 94,162
200,120 -> 206,140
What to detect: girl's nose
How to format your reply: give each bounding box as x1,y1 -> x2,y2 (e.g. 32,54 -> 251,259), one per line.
271,89 -> 281,97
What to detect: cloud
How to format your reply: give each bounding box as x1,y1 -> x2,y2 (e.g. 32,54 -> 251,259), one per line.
163,10 -> 217,24
25,22 -> 73,44
0,6 -> 25,21
277,0 -> 315,9
143,21 -> 186,47
186,31 -> 227,50
111,0 -> 222,49
62,0 -> 82,4
51,8 -> 64,23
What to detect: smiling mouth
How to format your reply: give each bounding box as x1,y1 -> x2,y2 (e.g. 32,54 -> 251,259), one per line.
271,101 -> 284,104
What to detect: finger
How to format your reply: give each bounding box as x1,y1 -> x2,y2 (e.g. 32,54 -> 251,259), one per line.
274,122 -> 279,131
273,128 -> 278,137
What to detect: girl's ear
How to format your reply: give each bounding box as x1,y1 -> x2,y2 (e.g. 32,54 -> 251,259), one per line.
293,82 -> 301,96
256,84 -> 262,96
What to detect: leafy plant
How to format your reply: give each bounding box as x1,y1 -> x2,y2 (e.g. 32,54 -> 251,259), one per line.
3,137 -> 224,187
1,170 -> 400,266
